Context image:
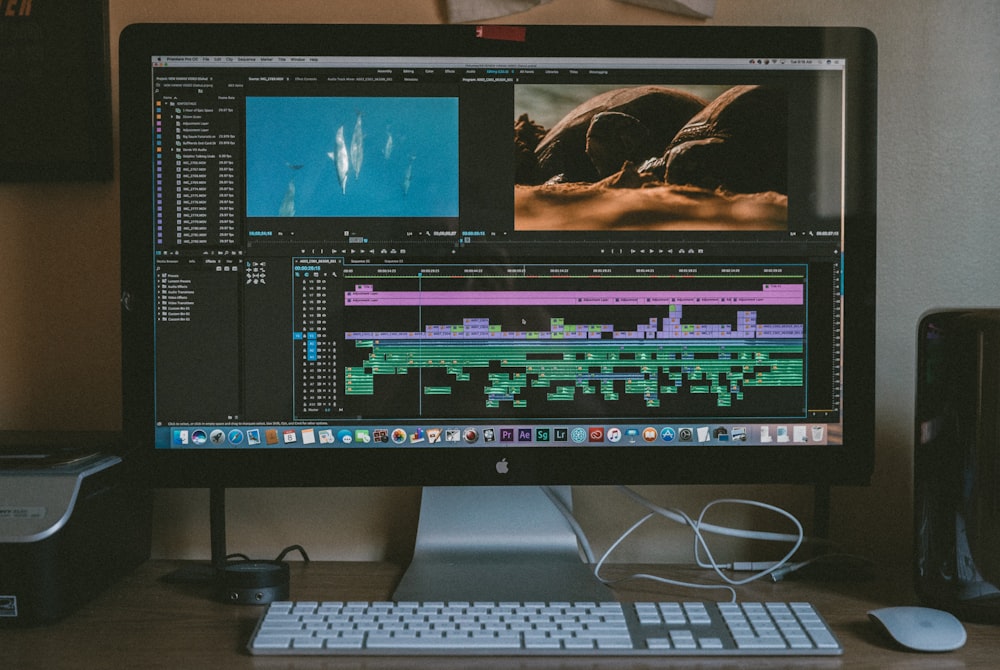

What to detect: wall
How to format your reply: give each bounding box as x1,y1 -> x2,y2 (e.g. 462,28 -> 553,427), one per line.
2,0 -> 998,569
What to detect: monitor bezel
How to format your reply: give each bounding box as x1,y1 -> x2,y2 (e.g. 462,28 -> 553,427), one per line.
119,23 -> 877,488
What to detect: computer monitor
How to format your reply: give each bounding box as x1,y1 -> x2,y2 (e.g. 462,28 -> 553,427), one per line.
119,24 -> 876,600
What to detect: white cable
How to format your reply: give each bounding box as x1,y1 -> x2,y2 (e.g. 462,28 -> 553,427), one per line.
689,498 -> 804,585
596,486 -> 806,593
593,512 -> 738,602
543,484 -> 812,596
617,486 -> 807,543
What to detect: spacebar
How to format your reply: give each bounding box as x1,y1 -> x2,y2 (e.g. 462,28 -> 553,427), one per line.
365,633 -> 523,650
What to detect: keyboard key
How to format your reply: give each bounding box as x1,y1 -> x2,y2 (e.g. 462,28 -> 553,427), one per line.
251,634 -> 294,649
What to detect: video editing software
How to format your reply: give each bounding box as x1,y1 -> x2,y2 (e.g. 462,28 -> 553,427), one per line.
150,52 -> 847,451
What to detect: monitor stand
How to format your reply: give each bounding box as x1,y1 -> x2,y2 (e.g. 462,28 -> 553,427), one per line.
393,486 -> 614,603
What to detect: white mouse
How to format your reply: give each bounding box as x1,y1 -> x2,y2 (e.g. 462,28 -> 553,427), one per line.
868,606 -> 967,652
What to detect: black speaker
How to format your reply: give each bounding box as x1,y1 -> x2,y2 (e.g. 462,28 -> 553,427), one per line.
915,309 -> 1000,623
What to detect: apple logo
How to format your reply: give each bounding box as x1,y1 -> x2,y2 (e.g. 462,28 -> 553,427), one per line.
495,458 -> 509,474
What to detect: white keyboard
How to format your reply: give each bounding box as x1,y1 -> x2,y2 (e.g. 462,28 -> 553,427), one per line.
248,599 -> 842,656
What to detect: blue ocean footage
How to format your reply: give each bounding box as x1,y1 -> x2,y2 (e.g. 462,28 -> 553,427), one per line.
245,96 -> 459,218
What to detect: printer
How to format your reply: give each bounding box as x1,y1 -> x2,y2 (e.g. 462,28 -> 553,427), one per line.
1,433 -> 150,626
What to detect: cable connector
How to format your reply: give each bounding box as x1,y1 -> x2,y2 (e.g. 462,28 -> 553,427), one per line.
731,561 -> 782,572
769,562 -> 805,581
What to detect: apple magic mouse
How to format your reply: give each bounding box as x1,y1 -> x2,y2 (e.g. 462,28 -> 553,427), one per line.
868,606 -> 966,652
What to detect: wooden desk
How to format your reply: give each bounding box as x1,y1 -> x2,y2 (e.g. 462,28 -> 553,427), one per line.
3,560 -> 997,668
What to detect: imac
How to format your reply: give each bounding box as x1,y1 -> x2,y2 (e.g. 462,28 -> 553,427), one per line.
119,24 -> 877,601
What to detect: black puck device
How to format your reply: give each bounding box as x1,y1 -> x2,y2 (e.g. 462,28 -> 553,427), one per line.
220,560 -> 291,604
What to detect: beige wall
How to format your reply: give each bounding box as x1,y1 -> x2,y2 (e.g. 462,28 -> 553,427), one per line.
2,1 -> 999,569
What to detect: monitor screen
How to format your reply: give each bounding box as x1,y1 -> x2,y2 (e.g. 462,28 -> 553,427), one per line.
119,24 -> 876,490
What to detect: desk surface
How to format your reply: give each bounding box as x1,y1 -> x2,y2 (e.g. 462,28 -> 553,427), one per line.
3,560 -> 997,668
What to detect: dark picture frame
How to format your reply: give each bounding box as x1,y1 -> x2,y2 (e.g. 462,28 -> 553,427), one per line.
0,0 -> 112,181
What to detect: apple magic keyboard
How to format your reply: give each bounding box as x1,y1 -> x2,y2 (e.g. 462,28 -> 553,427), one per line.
248,599 -> 842,656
